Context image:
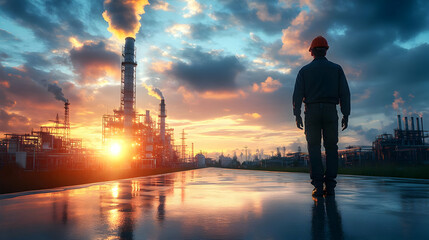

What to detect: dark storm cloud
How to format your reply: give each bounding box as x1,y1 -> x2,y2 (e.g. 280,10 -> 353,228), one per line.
69,41 -> 120,84
298,0 -> 429,60
169,47 -> 245,92
334,43 -> 429,120
0,0 -> 91,48
214,0 -> 299,34
363,44 -> 429,85
0,89 -> 15,108
348,125 -> 380,143
0,60 -> 84,134
23,52 -> 51,68
0,52 -> 9,61
256,0 -> 429,125
0,109 -> 30,133
0,61 -> 76,105
190,23 -> 225,40
43,0 -> 87,36
0,28 -> 20,41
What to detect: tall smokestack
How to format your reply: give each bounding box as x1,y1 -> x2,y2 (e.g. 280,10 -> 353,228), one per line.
64,100 -> 70,147
416,117 -> 420,131
417,117 -> 421,144
159,99 -> 166,144
422,117 -> 425,144
411,117 -> 415,131
122,37 -> 137,137
397,115 -> 402,130
405,117 -> 409,131
145,110 -> 151,125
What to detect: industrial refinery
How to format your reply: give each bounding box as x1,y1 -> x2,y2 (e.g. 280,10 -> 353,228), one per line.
102,37 -> 178,168
0,37 -> 185,171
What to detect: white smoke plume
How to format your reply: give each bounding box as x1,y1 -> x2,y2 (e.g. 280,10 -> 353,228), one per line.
143,84 -> 164,100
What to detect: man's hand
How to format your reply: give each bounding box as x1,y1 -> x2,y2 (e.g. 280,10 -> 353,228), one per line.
342,115 -> 349,131
296,115 -> 303,130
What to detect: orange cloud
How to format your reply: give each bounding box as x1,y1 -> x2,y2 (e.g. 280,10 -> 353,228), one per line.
80,64 -> 120,84
177,86 -> 247,102
280,11 -> 313,60
151,61 -> 173,73
200,90 -> 246,100
177,86 -> 197,103
244,113 -> 262,119
102,0 -> 150,39
0,81 -> 10,88
69,36 -> 84,49
253,77 -> 282,93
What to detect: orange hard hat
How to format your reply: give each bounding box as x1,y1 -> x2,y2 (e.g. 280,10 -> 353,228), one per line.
309,36 -> 329,51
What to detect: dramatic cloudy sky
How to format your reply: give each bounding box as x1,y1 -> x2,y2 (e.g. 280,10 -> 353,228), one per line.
1,0 -> 428,158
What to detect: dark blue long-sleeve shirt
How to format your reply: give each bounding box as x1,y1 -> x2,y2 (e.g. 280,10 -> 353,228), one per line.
293,56 -> 351,116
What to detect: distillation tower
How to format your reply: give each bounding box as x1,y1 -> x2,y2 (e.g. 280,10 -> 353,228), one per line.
122,37 -> 137,138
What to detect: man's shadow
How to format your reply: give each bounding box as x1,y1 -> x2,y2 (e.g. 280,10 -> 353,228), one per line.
312,196 -> 344,240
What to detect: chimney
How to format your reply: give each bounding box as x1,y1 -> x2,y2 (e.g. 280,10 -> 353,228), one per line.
159,99 -> 166,144
405,117 -> 409,131
422,117 -> 425,144
411,117 -> 415,131
122,37 -> 137,138
397,115 -> 402,130
417,117 -> 421,144
145,110 -> 151,125
416,117 -> 420,130
64,100 -> 70,146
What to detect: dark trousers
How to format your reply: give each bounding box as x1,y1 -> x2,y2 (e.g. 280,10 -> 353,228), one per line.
305,103 -> 339,189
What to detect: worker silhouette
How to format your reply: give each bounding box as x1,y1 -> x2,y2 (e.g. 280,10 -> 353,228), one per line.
293,36 -> 350,197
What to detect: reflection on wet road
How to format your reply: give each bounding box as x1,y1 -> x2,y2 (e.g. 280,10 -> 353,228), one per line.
1,168 -> 429,239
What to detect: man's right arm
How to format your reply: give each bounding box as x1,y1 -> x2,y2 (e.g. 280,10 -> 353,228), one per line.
338,66 -> 350,130
338,66 -> 350,117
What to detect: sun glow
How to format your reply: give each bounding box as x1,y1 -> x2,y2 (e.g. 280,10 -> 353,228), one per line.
110,142 -> 122,156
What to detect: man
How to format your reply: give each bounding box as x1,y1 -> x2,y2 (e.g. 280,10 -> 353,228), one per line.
293,36 -> 350,197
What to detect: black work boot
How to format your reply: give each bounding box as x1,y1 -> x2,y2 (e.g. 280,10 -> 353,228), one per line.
324,186 -> 335,196
312,187 -> 324,197
324,178 -> 336,196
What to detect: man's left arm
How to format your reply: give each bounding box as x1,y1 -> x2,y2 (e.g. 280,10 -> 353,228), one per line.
293,71 -> 305,130
339,66 -> 350,130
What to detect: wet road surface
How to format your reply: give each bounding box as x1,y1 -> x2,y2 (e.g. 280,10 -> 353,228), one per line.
1,168 -> 429,239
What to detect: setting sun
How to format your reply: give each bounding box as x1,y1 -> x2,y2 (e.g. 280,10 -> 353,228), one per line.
109,143 -> 122,156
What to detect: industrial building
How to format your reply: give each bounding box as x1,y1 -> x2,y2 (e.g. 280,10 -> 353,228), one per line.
373,115 -> 428,164
0,101 -> 98,171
